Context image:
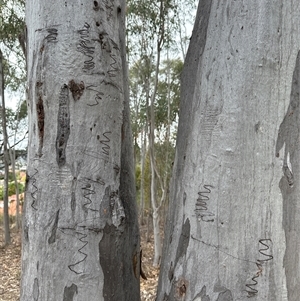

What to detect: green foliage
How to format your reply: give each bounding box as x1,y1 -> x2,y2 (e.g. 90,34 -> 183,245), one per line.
15,99 -> 27,121
0,0 -> 25,44
0,0 -> 26,91
0,180 -> 24,199
126,0 -> 190,218
155,58 -> 183,129
129,58 -> 183,139
0,171 -> 20,181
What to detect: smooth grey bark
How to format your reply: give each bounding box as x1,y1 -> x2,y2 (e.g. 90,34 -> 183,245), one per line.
158,1 -> 300,300
0,48 -> 11,245
21,1 -> 140,300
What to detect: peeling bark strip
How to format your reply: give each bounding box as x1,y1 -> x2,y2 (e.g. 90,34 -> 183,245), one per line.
56,84 -> 70,167
33,278 -> 39,301
48,210 -> 60,244
36,82 -> 44,155
276,50 -> 300,300
63,284 -> 78,301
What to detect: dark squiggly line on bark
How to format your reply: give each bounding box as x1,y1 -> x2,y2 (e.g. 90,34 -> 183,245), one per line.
30,168 -> 39,210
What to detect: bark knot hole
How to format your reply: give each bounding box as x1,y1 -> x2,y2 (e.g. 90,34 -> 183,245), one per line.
93,1 -> 99,10
176,278 -> 188,298
68,80 -> 85,101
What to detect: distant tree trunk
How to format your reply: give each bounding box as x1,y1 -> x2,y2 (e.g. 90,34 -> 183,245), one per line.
158,1 -> 300,300
21,1 -> 140,300
0,48 -> 11,246
148,0 -> 166,267
139,126 -> 147,225
9,147 -> 21,229
11,103 -> 24,230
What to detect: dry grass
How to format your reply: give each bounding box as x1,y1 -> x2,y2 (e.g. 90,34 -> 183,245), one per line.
0,227 -> 21,301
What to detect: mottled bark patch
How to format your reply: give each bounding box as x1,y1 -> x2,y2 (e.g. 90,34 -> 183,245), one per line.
169,219 -> 190,299
48,210 -> 60,244
99,224 -> 122,301
168,261 -> 174,281
174,218 -> 190,265
56,84 -> 70,167
63,283 -> 78,301
175,278 -> 188,299
71,191 -> 76,212
193,285 -> 210,301
110,190 -> 125,228
68,80 -> 85,101
276,50 -> 300,300
23,224 -> 29,241
216,289 -> 233,301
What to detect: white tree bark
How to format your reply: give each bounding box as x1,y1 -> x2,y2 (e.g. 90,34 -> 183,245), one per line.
21,1 -> 140,300
158,1 -> 300,300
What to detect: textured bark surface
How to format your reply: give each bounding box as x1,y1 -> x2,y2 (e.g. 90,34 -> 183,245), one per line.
158,1 -> 300,300
21,1 -> 140,300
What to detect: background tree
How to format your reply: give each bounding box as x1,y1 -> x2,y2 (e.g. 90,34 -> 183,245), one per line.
0,48 -> 10,245
0,0 -> 26,239
126,0 -> 192,267
21,1 -> 140,300
158,1 -> 300,300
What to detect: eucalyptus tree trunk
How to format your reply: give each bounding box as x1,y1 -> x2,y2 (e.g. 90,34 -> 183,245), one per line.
158,1 -> 300,300
0,48 -> 11,245
21,1 -> 140,300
